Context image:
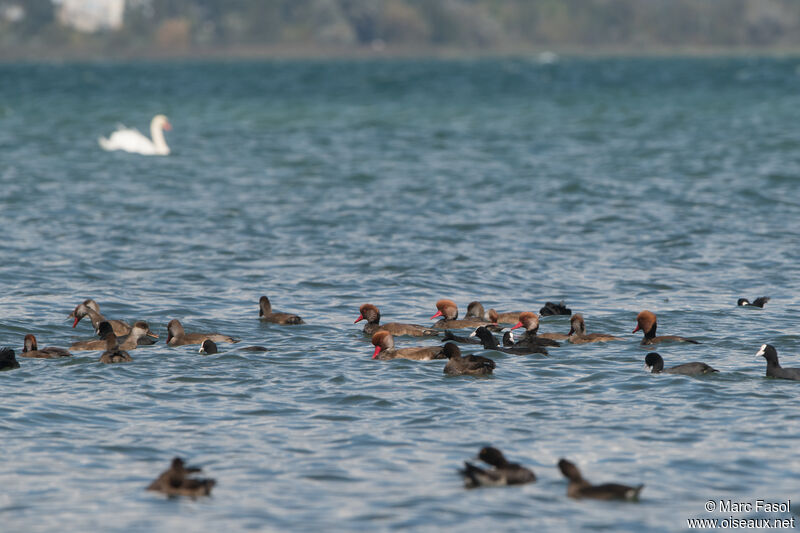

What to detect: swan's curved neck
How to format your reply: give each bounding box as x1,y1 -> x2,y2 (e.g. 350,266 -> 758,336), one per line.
150,122 -> 170,155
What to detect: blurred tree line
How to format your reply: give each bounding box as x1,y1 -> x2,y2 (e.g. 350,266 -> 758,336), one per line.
3,0 -> 800,57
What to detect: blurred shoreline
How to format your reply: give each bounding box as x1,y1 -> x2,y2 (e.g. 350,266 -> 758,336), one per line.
4,43 -> 800,63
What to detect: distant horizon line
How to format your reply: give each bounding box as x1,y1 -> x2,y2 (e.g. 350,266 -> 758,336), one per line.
5,42 -> 800,63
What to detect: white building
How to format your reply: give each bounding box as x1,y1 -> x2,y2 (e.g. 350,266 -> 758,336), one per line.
57,0 -> 125,33
0,3 -> 25,23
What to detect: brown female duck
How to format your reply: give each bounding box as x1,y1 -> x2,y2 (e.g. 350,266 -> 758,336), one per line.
259,295 -> 304,325
370,331 -> 445,361
356,303 -> 438,337
20,334 -> 71,358
166,319 -> 238,346
567,314 -> 622,344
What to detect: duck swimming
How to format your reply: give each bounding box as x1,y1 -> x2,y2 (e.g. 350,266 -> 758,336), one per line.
442,343 -> 495,376
147,457 -> 216,498
633,310 -> 699,345
0,347 -> 19,370
430,300 -> 492,329
259,295 -> 304,325
370,331 -> 445,361
460,447 -> 535,488
68,299 -> 132,336
567,314 -> 621,344
166,319 -> 238,346
70,321 -> 114,351
558,459 -> 643,501
356,303 -> 438,337
509,312 -> 562,346
99,333 -> 132,364
20,334 -> 72,358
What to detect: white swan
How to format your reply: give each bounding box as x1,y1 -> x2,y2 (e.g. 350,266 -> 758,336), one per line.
98,114 -> 171,155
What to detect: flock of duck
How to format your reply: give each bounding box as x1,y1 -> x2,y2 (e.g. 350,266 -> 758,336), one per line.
2,293 -> 796,500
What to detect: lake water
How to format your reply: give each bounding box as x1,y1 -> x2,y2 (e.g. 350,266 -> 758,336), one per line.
1,57 -> 799,532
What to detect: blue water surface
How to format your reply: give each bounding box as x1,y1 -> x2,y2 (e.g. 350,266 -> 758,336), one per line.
1,57 -> 799,532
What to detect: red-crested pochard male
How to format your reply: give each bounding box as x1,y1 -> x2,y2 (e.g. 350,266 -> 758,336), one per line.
558,459 -> 643,501
166,319 -> 238,346
0,347 -> 19,370
370,331 -> 445,361
633,310 -> 699,345
644,352 -> 718,376
430,299 -> 492,329
442,342 -> 495,376
567,314 -> 622,344
147,457 -> 216,498
99,333 -> 132,364
461,447 -> 536,488
68,299 -> 131,336
20,334 -> 71,358
356,303 -> 438,337
259,295 -> 304,325
509,312 -> 563,346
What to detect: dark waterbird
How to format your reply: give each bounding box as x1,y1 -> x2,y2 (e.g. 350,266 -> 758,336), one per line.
259,295 -> 304,325
355,303 -> 437,337
539,301 -> 571,317
0,347 -> 19,370
558,459 -> 643,501
147,457 -> 216,498
199,339 -> 218,354
633,310 -> 699,345
460,447 -> 535,488
70,321 -> 115,351
442,343 -> 495,376
442,330 -> 481,345
738,297 -> 770,308
757,344 -> 800,381
470,326 -> 547,355
644,352 -> 718,376
99,333 -> 132,364
200,339 -> 267,355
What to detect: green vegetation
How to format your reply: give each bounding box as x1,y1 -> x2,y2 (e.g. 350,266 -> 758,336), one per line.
4,0 -> 800,59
